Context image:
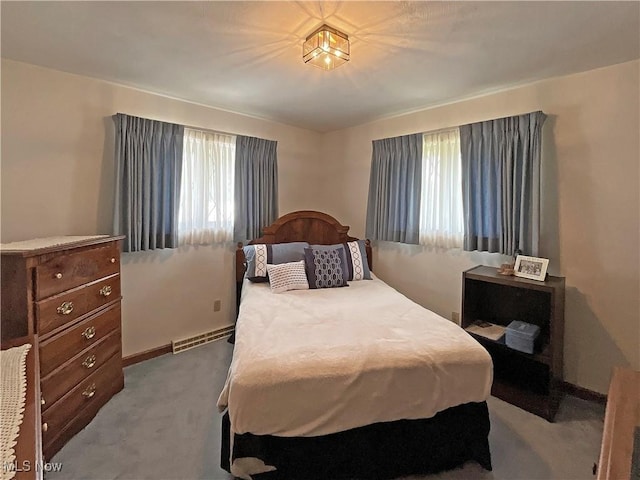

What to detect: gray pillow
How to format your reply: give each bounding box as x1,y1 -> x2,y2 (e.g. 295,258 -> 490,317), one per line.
244,242 -> 310,282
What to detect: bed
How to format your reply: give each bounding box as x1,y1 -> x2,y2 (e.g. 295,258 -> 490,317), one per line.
218,211 -> 493,480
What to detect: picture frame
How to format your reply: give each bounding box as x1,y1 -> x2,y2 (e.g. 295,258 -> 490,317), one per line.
513,255 -> 549,281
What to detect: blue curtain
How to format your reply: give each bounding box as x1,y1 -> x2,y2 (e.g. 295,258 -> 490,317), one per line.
112,114 -> 184,252
234,136 -> 278,241
459,111 -> 546,256
365,133 -> 423,244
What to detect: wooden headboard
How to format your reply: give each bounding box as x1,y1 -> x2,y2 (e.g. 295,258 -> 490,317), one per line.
235,210 -> 372,283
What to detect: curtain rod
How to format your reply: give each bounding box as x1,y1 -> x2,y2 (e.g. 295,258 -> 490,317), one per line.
373,110 -> 545,143
115,112 -> 277,142
184,123 -> 238,138
185,123 -> 278,143
423,126 -> 460,135
374,126 -> 457,143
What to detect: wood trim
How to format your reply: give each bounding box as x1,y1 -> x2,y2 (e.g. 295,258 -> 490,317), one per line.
364,239 -> 372,271
251,210 -> 362,248
236,242 -> 247,284
122,344 -> 172,367
1,256 -> 31,341
596,367 -> 639,480
562,381 -> 607,404
258,210 -> 349,239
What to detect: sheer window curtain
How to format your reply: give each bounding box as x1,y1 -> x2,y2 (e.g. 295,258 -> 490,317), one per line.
419,129 -> 464,248
178,129 -> 236,245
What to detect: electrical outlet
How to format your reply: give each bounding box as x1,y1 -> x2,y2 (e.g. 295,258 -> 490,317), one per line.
451,312 -> 460,324
214,299 -> 221,312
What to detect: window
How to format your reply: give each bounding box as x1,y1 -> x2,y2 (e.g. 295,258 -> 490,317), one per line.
418,128 -> 464,248
178,129 -> 236,245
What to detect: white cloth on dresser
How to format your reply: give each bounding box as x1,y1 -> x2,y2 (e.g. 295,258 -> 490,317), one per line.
0,344 -> 31,480
0,235 -> 108,251
217,275 -> 493,438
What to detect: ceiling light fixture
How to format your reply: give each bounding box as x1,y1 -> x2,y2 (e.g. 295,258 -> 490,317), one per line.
303,24 -> 350,71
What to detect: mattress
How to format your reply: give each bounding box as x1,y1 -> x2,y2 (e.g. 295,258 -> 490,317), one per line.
217,274 -> 492,439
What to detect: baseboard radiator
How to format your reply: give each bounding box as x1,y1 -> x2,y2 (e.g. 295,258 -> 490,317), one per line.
172,325 -> 235,354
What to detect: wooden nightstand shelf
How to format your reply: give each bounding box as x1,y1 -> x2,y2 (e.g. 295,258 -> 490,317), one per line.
462,265 -> 565,421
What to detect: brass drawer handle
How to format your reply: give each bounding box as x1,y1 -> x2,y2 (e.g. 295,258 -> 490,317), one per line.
42,422 -> 48,432
82,326 -> 96,340
82,354 -> 97,369
82,355 -> 96,368
82,383 -> 97,398
56,301 -> 74,315
99,285 -> 112,297
110,257 -> 116,264
55,272 -> 63,279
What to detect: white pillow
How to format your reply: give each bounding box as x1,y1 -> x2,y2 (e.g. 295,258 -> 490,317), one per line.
266,261 -> 309,294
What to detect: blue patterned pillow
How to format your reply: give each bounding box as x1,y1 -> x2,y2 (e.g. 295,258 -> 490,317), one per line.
309,241 -> 371,281
304,246 -> 349,289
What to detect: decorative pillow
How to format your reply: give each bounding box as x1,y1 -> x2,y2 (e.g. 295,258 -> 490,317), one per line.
344,240 -> 372,281
266,261 -> 309,294
304,245 -> 349,289
309,240 -> 371,281
244,242 -> 309,282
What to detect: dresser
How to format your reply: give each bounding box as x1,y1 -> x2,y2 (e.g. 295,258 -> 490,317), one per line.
1,235 -> 125,460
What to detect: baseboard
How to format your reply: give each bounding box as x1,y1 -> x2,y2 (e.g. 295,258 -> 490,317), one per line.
562,381 -> 607,404
122,344 -> 172,367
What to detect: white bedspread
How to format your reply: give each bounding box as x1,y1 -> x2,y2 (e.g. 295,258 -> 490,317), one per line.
217,275 -> 492,438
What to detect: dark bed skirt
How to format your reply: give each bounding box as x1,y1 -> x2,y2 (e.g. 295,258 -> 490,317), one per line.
221,401 -> 492,479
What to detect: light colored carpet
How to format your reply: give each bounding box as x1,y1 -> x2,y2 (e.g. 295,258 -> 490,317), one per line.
49,340 -> 604,480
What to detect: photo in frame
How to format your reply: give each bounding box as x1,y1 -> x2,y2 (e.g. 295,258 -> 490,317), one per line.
513,255 -> 549,281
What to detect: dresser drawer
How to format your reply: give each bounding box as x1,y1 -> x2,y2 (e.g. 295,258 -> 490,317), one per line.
42,353 -> 123,448
41,330 -> 121,411
35,242 -> 120,300
37,274 -> 120,336
39,303 -> 120,377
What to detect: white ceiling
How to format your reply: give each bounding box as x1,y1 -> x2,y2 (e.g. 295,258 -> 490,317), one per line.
2,1 -> 639,132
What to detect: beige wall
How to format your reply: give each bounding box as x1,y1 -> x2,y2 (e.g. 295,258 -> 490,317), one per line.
321,60 -> 640,393
1,59 -> 324,356
2,58 -> 638,393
